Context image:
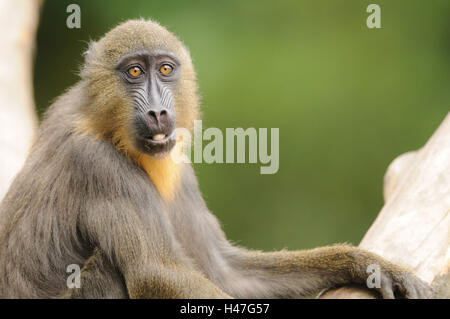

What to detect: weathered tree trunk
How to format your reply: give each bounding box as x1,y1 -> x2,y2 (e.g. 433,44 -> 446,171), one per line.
0,0 -> 42,201
321,112 -> 450,298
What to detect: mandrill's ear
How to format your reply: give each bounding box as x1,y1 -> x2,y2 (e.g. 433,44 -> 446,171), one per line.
80,41 -> 103,81
82,40 -> 99,65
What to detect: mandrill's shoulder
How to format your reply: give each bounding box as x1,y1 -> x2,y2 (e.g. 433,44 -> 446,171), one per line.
8,87 -> 152,202
60,127 -> 153,199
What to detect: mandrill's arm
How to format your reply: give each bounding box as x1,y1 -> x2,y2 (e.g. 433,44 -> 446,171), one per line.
219,244 -> 431,299
77,200 -> 231,299
174,164 -> 431,299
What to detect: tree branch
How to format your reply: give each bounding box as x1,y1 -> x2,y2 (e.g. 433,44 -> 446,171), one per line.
321,112 -> 450,298
0,0 -> 42,200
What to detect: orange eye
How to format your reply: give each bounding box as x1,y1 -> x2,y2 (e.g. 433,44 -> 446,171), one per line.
160,64 -> 173,75
128,66 -> 142,77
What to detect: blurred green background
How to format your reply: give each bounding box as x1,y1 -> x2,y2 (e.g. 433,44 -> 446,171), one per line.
34,0 -> 449,250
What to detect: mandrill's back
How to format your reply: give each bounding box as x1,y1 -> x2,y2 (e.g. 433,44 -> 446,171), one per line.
0,82 -> 156,298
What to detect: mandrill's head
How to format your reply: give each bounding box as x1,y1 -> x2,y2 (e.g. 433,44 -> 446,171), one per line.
79,19 -> 199,159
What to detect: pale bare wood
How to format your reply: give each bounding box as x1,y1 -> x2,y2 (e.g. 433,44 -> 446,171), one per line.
383,150 -> 418,202
0,0 -> 42,201
321,112 -> 450,298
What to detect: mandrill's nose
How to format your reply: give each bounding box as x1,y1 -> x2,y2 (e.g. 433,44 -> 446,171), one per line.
147,109 -> 169,125
143,107 -> 174,140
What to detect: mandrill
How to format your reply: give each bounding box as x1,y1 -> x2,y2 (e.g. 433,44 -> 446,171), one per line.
0,19 -> 430,299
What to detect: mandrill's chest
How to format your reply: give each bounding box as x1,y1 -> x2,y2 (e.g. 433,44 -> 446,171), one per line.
135,137 -> 187,202
134,144 -> 220,270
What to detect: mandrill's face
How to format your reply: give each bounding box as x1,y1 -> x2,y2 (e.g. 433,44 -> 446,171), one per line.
81,20 -> 199,160
115,49 -> 179,157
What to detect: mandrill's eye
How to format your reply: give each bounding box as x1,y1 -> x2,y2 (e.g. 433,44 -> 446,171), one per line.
159,64 -> 173,75
127,66 -> 143,78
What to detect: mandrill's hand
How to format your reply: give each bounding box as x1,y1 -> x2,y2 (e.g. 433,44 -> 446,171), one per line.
350,249 -> 432,299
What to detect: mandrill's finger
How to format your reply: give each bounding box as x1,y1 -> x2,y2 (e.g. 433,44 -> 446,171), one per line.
377,276 -> 396,299
413,281 -> 432,299
399,275 -> 431,299
380,288 -> 395,299
379,283 -> 395,299
401,281 -> 419,299
404,283 -> 419,299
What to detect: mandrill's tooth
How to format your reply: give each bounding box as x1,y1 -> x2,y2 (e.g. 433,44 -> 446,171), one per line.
152,134 -> 166,141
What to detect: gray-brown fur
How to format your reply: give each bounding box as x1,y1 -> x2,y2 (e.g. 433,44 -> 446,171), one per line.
0,19 -> 431,299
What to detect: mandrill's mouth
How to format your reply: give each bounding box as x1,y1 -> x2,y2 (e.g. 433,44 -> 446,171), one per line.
147,133 -> 170,143
133,110 -> 177,157
137,130 -> 177,157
